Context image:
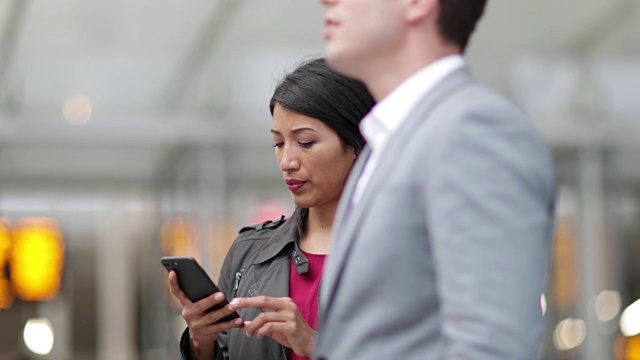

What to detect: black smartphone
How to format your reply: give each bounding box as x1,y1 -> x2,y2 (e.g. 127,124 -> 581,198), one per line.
161,256 -> 240,323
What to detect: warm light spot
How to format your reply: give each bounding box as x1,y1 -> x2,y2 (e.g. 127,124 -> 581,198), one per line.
621,299 -> 640,337
250,200 -> 290,224
0,218 -> 13,309
594,290 -> 621,322
541,293 -> 547,316
63,95 -> 92,125
553,318 -> 586,351
10,218 -> 65,301
160,217 -> 196,256
627,334 -> 640,360
23,318 -> 54,355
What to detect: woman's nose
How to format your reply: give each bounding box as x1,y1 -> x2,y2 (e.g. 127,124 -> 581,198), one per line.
279,147 -> 300,172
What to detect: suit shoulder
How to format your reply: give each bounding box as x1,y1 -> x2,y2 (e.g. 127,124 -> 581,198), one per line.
236,215 -> 286,240
455,83 -> 527,118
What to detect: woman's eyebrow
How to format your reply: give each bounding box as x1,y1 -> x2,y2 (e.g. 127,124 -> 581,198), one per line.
271,127 -> 318,134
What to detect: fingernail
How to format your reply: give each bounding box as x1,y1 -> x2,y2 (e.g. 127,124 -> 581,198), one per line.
214,293 -> 224,301
234,318 -> 243,326
229,298 -> 239,306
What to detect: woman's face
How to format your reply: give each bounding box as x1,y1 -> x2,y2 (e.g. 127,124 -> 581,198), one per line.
272,103 -> 356,210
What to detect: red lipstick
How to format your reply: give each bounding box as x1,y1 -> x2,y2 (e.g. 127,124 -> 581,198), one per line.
285,179 -> 306,192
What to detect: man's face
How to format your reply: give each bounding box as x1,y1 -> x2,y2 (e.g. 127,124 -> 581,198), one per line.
319,0 -> 404,79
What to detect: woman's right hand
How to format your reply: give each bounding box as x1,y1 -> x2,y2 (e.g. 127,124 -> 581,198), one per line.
168,271 -> 244,360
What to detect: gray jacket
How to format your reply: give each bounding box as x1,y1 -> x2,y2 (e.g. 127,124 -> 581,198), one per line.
315,67 -> 556,359
180,216 -> 309,360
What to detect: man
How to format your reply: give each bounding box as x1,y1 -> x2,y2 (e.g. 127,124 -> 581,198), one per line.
315,0 -> 556,359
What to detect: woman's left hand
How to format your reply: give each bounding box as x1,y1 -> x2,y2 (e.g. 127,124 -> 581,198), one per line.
228,296 -> 316,357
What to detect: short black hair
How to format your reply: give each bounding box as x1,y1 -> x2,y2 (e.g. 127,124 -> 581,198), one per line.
438,0 -> 488,52
269,58 -> 374,156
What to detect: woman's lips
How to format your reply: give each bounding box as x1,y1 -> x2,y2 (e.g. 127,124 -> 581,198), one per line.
285,179 -> 306,192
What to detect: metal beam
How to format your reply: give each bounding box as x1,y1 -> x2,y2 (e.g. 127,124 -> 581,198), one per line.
0,0 -> 29,99
566,0 -> 638,56
159,0 -> 244,111
0,113 -> 270,146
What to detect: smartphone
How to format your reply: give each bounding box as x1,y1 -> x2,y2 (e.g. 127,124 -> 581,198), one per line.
161,256 -> 240,323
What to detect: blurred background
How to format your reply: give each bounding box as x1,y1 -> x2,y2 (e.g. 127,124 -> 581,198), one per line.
0,0 -> 639,359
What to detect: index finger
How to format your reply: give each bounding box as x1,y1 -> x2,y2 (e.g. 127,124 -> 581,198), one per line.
229,296 -> 286,311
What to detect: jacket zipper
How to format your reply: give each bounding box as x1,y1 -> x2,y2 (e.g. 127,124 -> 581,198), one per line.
233,268 -> 244,293
247,286 -> 289,360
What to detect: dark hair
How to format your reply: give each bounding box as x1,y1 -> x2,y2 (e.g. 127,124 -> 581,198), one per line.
269,58 -> 373,156
438,0 -> 488,52
269,57 -> 374,238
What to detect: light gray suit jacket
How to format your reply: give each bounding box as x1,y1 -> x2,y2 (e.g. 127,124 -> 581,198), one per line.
314,67 -> 556,360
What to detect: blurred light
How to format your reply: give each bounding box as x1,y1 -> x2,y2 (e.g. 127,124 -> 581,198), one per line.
557,186 -> 577,216
541,293 -> 547,316
551,218 -> 579,310
160,217 -> 195,256
23,318 -> 54,355
621,299 -> 640,337
0,218 -> 13,309
10,218 -> 65,301
63,95 -> 92,125
553,317 -> 586,351
594,290 -> 621,322
627,334 -> 640,360
250,200 -> 290,224
614,195 -> 638,214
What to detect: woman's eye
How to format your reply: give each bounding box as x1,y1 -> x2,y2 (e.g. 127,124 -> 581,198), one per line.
272,142 -> 283,149
299,141 -> 315,148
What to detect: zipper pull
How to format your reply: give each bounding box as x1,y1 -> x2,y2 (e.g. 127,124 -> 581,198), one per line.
233,269 -> 244,291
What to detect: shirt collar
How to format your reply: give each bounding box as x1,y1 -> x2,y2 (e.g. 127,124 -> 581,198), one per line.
360,55 -> 465,151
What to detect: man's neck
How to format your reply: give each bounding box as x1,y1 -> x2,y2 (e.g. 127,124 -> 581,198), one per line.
363,41 -> 461,102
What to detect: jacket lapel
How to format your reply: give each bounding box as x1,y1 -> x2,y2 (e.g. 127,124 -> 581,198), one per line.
320,147 -> 371,306
321,67 -> 474,315
332,146 -> 371,236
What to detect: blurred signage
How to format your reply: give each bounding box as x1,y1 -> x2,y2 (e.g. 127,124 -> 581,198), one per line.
0,218 -> 13,309
9,218 -> 65,301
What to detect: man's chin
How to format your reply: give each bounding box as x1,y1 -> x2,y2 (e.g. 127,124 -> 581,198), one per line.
324,50 -> 360,79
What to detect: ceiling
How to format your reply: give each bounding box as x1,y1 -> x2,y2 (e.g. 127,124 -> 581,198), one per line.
0,0 -> 639,190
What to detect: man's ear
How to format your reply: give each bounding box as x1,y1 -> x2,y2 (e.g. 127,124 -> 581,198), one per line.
404,0 -> 439,24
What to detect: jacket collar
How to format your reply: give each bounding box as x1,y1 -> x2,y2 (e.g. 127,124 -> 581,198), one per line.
251,215 -> 311,275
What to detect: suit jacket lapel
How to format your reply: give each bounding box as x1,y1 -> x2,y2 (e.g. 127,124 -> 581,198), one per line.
332,146 -> 371,234
320,146 -> 371,306
321,67 -> 474,315
356,68 -> 473,212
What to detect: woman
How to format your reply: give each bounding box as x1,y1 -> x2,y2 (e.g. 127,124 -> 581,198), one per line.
169,58 -> 374,360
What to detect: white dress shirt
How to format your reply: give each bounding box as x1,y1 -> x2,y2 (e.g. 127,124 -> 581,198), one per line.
352,55 -> 465,204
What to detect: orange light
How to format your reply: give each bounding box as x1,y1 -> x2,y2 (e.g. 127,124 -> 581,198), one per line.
629,334 -> 640,360
0,218 -> 14,309
10,218 -> 65,301
161,216 -> 197,256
